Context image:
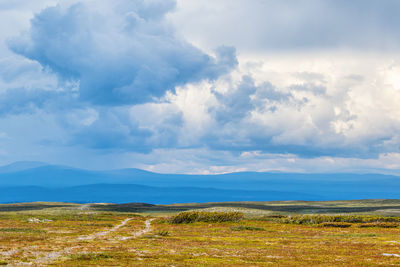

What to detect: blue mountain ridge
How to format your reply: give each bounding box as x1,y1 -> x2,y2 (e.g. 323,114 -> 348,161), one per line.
0,162 -> 399,203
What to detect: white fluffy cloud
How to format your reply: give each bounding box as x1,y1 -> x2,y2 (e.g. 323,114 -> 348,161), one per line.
126,52 -> 400,159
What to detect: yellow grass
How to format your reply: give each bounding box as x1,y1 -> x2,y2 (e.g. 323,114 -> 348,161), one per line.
0,202 -> 400,266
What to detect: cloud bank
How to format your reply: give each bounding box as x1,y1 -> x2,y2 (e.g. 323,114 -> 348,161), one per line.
0,0 -> 400,174
8,0 -> 237,105
172,0 -> 400,52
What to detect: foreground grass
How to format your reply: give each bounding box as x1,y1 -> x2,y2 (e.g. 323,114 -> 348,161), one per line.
0,202 -> 400,266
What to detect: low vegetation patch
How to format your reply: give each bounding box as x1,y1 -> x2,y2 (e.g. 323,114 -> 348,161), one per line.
70,253 -> 112,260
169,211 -> 243,224
156,230 -> 170,236
79,223 -> 114,227
261,214 -> 400,225
318,222 -> 352,228
357,222 -> 399,228
0,228 -> 46,233
330,233 -> 377,238
230,225 -> 265,231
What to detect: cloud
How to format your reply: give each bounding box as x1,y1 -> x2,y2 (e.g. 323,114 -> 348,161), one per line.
67,115 -> 152,153
8,0 -> 237,105
172,0 -> 400,52
112,148 -> 400,175
0,0 -> 238,154
121,54 -> 400,158
41,53 -> 400,158
1,0 -> 400,174
0,56 -> 77,116
60,104 -> 183,153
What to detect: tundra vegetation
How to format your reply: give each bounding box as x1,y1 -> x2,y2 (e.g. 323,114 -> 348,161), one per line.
0,200 -> 400,266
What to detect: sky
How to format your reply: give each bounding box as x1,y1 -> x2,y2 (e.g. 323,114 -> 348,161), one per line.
1,0 -> 400,174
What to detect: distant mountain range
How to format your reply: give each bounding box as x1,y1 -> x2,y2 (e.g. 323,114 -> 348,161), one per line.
0,161 -> 400,203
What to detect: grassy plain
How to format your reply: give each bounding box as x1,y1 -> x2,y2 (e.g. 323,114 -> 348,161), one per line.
1,200 -> 400,266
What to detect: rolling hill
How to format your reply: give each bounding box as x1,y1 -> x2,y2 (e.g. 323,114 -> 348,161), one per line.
0,162 -> 400,203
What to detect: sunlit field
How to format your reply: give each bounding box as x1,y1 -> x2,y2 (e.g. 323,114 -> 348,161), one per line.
1,200 -> 400,266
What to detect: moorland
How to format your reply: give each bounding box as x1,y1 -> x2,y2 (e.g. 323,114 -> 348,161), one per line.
1,200 -> 400,266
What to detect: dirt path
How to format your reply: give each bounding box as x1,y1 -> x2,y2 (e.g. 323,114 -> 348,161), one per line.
120,218 -> 155,240
78,217 -> 133,240
10,217 -> 154,266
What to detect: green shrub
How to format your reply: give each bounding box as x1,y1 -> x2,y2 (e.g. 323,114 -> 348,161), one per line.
231,225 -> 265,231
319,222 -> 352,228
70,253 -> 111,260
0,228 -> 46,233
260,214 -> 400,225
358,222 -> 399,228
169,211 -> 200,224
0,261 -> 7,265
264,215 -> 286,218
169,211 -> 243,224
156,230 -> 170,236
282,215 -> 364,224
198,211 -> 244,222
